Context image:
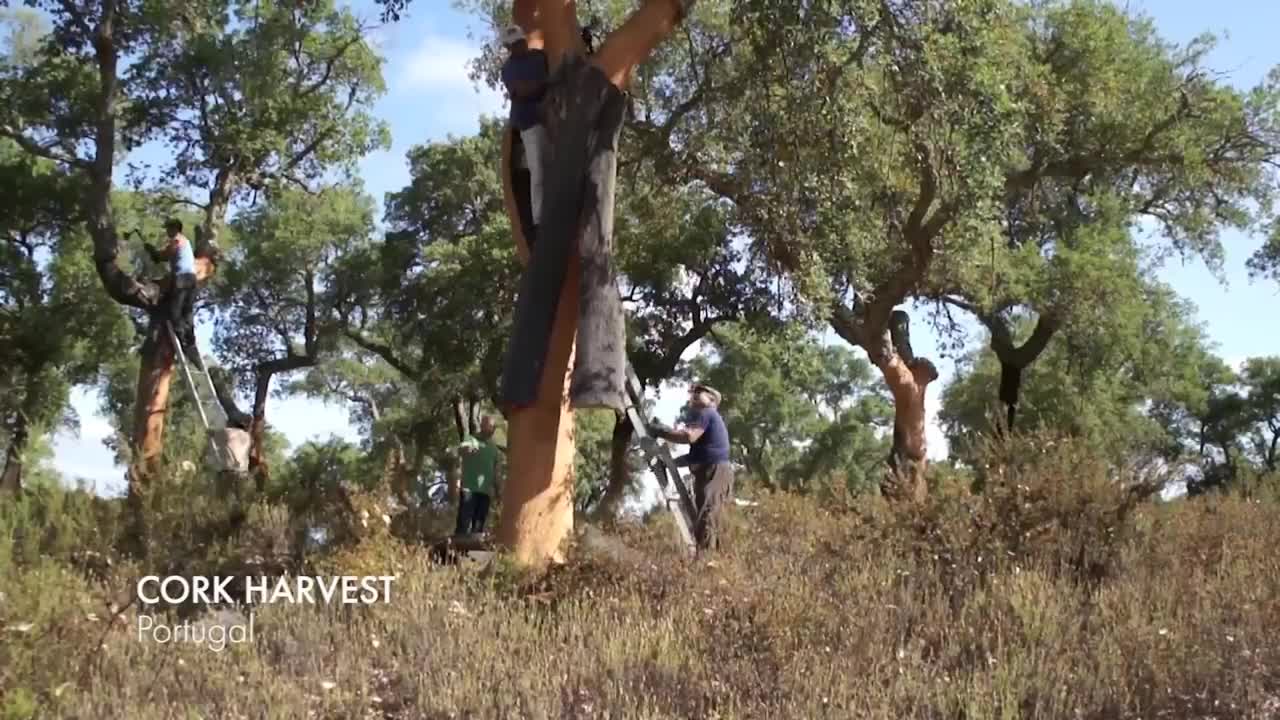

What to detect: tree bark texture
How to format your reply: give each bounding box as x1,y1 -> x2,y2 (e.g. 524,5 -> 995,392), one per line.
497,0 -> 694,567
250,372 -> 272,491
496,262 -> 580,565
998,362 -> 1023,432
501,55 -> 628,413
0,412 -> 28,495
794,321 -> 936,503
593,412 -> 634,519
987,312 -> 1058,433
871,310 -> 938,502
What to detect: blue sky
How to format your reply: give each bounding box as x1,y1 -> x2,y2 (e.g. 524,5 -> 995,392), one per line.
50,0 -> 1280,496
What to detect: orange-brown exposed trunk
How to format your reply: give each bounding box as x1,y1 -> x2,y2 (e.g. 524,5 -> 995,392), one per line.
497,258 -> 580,566
130,256 -> 215,479
132,333 -> 178,477
498,0 -> 690,567
875,352 -> 936,503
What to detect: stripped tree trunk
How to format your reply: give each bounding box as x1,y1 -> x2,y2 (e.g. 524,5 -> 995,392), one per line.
878,310 -> 938,502
833,306 -> 938,503
498,0 -> 695,567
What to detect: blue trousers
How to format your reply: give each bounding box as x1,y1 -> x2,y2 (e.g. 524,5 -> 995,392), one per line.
454,490 -> 491,536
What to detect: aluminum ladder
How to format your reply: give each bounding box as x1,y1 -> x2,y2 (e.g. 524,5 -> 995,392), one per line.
621,362 -> 698,555
166,323 -> 240,471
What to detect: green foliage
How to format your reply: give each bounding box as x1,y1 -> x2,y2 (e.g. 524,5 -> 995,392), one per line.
686,324 -> 891,494
213,184 -> 377,398
573,409 -> 620,512
0,480 -> 119,571
275,437 -> 380,496
1,140 -> 133,486
1159,355 -> 1280,494
940,280 -> 1216,467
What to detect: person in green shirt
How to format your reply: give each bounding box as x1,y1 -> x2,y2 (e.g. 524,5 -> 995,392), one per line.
455,415 -> 501,536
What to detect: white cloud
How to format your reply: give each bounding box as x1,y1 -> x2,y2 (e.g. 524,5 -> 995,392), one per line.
395,34 -> 505,115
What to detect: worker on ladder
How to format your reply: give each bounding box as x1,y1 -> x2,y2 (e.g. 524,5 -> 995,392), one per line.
647,384 -> 735,554
146,218 -> 202,367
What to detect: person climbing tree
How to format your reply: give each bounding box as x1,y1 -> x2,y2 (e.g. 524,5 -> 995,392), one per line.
500,24 -> 550,248
648,384 -> 734,554
455,415 -> 502,537
146,219 -> 202,368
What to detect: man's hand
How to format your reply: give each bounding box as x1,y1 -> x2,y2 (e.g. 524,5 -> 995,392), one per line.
144,243 -> 163,262
645,422 -> 668,440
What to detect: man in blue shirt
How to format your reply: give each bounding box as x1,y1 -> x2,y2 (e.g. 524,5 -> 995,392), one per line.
146,218 -> 201,366
500,24 -> 550,247
649,383 -> 734,554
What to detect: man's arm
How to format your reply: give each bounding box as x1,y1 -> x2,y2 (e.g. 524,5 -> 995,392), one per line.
158,235 -> 180,259
649,415 -> 705,445
456,435 -> 478,456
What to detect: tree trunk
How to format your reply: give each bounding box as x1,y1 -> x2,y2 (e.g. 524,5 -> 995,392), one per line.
0,412 -> 29,495
452,397 -> 470,439
250,371 -> 272,492
468,395 -> 482,437
593,411 -> 634,520
123,326 -> 178,557
987,312 -> 1057,434
501,55 -> 629,412
129,257 -> 219,479
498,0 -> 694,568
130,326 -> 178,479
498,261 -> 580,566
875,310 -> 938,502
998,361 -> 1023,432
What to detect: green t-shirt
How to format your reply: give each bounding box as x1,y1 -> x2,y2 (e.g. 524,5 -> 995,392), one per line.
459,434 -> 499,495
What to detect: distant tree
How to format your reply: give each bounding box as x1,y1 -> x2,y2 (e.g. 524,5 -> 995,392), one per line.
1,141 -> 132,494
0,0 -> 388,551
940,281 -> 1218,475
686,324 -> 891,495
212,185 -> 376,489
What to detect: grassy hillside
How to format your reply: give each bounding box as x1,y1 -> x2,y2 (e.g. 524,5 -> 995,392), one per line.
2,437 -> 1278,719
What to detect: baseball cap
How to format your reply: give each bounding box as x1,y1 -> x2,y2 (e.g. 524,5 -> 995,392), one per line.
691,383 -> 722,405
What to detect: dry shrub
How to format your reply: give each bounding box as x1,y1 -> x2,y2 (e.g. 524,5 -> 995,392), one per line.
3,435 -> 1280,719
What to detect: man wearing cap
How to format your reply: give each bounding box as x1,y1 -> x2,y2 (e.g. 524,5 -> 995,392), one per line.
500,24 -> 550,247
649,384 -> 734,554
145,218 -> 202,367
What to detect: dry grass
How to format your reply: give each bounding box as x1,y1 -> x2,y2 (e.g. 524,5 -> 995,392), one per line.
2,437 -> 1279,719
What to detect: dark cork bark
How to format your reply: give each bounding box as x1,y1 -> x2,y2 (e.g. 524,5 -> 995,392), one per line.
500,55 -> 628,412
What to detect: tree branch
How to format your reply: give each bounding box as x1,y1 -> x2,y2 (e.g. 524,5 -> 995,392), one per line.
344,329 -> 415,377
0,126 -> 90,169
